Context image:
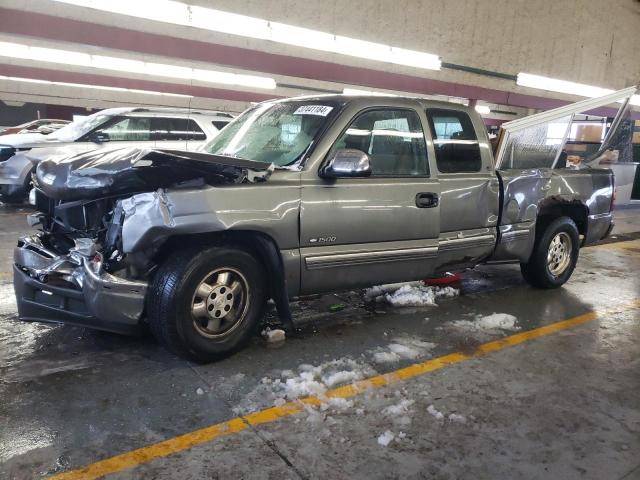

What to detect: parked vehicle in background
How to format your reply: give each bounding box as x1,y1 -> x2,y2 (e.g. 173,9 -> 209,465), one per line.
0,118 -> 70,136
12,87 -> 636,362
0,107 -> 234,201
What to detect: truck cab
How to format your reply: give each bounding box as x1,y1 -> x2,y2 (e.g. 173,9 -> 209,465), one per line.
296,96 -> 499,294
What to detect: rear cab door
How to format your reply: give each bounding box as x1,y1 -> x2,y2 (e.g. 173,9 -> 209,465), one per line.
299,98 -> 441,294
423,104 -> 500,272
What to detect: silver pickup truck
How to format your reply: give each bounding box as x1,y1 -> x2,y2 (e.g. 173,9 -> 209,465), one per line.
13,88 -> 636,362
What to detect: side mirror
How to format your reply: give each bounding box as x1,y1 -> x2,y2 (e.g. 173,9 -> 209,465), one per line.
90,131 -> 110,143
319,149 -> 372,179
37,126 -> 54,135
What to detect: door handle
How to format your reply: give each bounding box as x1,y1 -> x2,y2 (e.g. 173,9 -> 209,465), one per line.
415,192 -> 439,208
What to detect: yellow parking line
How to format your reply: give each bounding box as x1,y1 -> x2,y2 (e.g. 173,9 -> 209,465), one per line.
50,299 -> 640,480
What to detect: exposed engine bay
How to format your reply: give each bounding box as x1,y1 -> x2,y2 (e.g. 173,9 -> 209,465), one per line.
13,147 -> 274,333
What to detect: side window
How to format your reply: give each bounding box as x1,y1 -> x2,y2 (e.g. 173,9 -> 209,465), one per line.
98,117 -> 152,141
152,118 -> 206,141
426,109 -> 482,173
212,120 -> 230,131
331,109 -> 429,176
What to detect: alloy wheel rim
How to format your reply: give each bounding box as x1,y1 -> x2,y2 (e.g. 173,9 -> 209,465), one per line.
547,232 -> 572,276
191,268 -> 250,338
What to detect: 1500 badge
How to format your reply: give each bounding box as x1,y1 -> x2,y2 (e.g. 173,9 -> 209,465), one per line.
309,236 -> 337,243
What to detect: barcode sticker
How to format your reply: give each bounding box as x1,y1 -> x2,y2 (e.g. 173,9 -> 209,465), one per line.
294,105 -> 333,116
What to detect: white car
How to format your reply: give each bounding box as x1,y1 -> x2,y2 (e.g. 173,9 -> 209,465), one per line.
0,118 -> 70,136
0,107 -> 234,201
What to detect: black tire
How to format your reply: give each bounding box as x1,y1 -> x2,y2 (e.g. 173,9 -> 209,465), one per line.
0,173 -> 31,204
520,216 -> 580,289
147,246 -> 268,362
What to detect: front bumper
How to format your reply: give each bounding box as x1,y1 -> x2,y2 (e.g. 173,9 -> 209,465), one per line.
13,234 -> 148,335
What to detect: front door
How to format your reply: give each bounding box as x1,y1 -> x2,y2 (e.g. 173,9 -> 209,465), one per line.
299,107 -> 441,294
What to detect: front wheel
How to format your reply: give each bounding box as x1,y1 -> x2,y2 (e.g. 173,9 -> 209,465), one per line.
147,246 -> 268,362
520,216 -> 580,289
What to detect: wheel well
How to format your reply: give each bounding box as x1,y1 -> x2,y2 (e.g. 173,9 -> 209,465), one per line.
154,230 -> 278,269
151,230 -> 294,328
536,201 -> 588,238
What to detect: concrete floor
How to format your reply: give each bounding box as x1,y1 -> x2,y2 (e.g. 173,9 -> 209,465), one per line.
1,203 -> 639,480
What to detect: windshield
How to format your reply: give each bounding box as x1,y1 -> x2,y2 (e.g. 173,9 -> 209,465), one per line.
50,112 -> 114,142
205,101 -> 339,166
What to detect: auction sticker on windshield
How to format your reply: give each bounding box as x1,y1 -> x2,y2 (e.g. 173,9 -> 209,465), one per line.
294,105 -> 333,116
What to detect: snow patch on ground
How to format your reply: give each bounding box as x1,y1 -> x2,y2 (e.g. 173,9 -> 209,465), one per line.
233,358 -> 375,414
377,430 -> 395,446
365,281 -> 459,307
449,313 -> 519,332
370,336 -> 436,363
373,351 -> 401,363
261,327 -> 286,343
382,399 -> 415,417
448,413 -> 467,424
427,404 -> 444,420
320,397 -> 354,411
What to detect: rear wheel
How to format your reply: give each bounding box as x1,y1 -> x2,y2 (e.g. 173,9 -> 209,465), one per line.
147,246 -> 267,362
520,216 -> 580,289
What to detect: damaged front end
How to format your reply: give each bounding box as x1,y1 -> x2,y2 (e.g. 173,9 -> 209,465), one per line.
14,234 -> 148,334
13,147 -> 273,334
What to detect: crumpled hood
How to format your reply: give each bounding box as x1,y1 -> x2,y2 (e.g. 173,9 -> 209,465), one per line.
36,147 -> 274,201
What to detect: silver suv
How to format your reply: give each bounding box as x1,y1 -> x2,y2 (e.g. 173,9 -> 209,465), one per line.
0,107 -> 234,201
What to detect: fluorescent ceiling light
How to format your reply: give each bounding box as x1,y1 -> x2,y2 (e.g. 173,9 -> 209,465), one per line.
0,41 -> 276,90
474,105 -> 491,115
0,75 -> 193,98
51,0 -> 441,70
517,73 -> 640,107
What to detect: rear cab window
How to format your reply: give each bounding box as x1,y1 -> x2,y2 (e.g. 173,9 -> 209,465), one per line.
426,109 -> 482,173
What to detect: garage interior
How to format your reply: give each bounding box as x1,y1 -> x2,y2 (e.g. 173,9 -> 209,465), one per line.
1,1 -> 640,479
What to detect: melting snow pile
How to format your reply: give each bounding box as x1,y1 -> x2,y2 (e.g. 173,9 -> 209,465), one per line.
427,404 -> 445,420
233,358 -> 375,414
382,399 -> 415,417
365,281 -> 459,307
377,430 -> 395,446
262,327 -> 286,343
371,336 -> 436,363
448,413 -> 467,424
450,313 -> 519,332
